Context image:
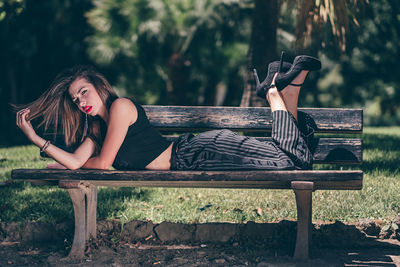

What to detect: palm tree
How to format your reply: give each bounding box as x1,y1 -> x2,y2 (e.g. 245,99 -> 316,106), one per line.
240,0 -> 367,107
295,0 -> 367,53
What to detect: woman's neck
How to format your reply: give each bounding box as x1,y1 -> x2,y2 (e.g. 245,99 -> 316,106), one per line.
97,106 -> 109,124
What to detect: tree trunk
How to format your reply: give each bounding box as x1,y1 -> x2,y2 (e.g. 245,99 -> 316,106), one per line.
295,0 -> 317,53
241,0 -> 278,107
167,53 -> 190,105
8,67 -> 18,105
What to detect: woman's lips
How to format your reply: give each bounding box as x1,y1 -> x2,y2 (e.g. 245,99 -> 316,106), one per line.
84,106 -> 92,113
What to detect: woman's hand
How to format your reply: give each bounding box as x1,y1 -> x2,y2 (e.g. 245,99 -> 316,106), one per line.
16,108 -> 37,141
16,108 -> 96,170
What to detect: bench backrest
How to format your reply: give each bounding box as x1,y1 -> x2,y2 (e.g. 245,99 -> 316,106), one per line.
144,106 -> 363,166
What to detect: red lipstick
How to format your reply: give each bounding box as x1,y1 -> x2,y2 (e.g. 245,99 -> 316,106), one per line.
84,106 -> 92,113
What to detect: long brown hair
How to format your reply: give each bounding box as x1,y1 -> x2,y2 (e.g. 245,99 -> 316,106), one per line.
14,65 -> 118,149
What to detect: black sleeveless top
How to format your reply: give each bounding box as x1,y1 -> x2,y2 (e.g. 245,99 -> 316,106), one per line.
103,98 -> 171,170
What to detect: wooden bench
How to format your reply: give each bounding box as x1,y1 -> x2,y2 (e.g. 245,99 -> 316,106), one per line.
11,106 -> 363,260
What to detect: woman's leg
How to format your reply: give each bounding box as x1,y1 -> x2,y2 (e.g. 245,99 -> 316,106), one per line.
265,74 -> 288,112
172,71 -> 313,171
266,71 -> 313,169
279,70 -> 309,121
277,70 -> 315,150
266,71 -> 309,121
172,130 -> 295,170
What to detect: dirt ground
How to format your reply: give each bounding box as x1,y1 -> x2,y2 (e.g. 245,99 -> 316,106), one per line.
1,238 -> 400,267
2,218 -> 400,266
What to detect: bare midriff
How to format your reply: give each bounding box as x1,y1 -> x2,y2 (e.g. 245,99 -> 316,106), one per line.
145,143 -> 173,170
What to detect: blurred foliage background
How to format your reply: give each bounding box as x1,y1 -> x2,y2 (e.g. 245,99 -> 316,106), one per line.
1,0 -> 399,146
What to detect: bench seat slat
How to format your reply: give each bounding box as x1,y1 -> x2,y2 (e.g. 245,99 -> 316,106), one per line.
22,180 -> 362,190
12,169 -> 362,181
59,180 -> 362,190
145,106 -> 363,133
12,170 -> 362,190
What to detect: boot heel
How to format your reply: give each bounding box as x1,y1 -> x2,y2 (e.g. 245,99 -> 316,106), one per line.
278,51 -> 286,72
253,69 -> 261,87
253,60 -> 292,99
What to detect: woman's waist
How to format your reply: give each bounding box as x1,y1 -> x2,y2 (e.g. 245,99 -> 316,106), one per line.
145,142 -> 174,170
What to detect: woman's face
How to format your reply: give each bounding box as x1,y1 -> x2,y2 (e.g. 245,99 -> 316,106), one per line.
69,77 -> 105,117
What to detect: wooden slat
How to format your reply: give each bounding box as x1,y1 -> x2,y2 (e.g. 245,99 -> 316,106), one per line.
144,106 -> 363,133
26,179 -> 361,190
12,170 -> 362,190
312,138 -> 362,164
12,169 -> 362,181
59,180 -> 361,190
164,136 -> 362,164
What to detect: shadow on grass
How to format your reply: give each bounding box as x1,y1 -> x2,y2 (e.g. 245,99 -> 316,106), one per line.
363,133 -> 400,151
362,160 -> 400,175
312,132 -> 400,174
362,132 -> 400,174
0,181 -> 153,224
97,187 -> 152,220
0,182 -> 72,223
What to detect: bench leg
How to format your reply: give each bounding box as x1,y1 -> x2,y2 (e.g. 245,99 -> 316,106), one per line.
66,188 -> 86,258
291,181 -> 314,260
86,185 -> 97,241
59,181 -> 98,258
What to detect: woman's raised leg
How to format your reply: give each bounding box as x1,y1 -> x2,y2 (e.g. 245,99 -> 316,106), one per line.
279,70 -> 309,121
265,71 -> 313,170
266,70 -> 308,117
266,73 -> 287,112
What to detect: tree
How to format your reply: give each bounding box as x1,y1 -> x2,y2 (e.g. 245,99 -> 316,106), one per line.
240,0 -> 367,107
0,0 -> 95,145
243,0 -> 368,109
240,0 -> 278,107
294,0 -> 367,54
86,0 -> 251,106
340,0 -> 400,125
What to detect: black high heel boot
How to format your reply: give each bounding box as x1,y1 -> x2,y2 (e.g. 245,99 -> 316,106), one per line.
253,52 -> 292,99
274,54 -> 321,91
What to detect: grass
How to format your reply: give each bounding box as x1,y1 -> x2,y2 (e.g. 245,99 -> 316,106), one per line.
1,127 -> 400,225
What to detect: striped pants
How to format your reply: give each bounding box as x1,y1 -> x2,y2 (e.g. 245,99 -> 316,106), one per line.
170,110 -> 313,170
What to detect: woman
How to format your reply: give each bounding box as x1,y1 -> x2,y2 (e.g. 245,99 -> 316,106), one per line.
16,54 -> 320,171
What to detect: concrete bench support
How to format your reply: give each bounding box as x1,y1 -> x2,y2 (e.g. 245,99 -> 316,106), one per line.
59,180 -> 98,258
291,181 -> 314,260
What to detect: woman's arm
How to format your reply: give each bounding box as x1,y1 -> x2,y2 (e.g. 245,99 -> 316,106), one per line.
34,135 -> 96,169
16,108 -> 96,170
82,98 -> 137,170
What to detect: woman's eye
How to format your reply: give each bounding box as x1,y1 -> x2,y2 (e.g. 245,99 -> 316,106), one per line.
82,90 -> 87,95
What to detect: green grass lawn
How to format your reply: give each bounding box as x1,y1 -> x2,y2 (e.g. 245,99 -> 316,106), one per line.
1,127 -> 399,225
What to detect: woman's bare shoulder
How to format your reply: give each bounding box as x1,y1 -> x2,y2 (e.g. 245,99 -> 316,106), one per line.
110,98 -> 137,112
109,98 -> 138,124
